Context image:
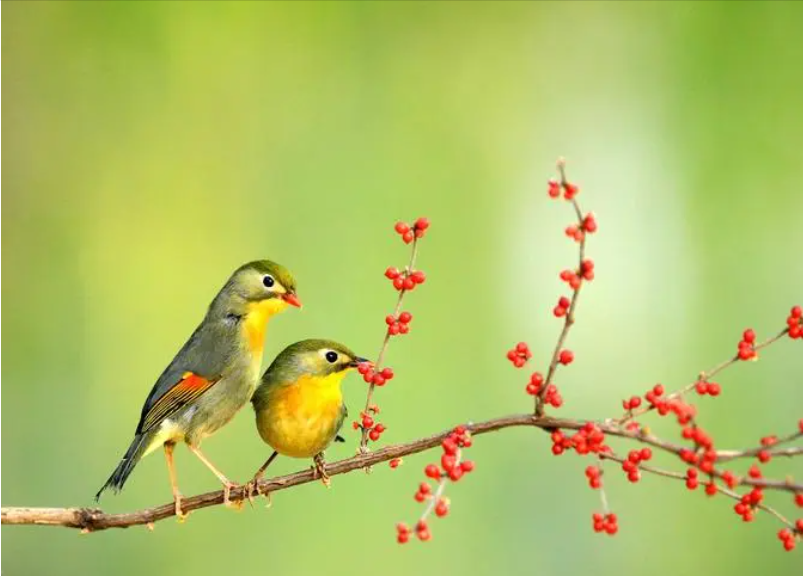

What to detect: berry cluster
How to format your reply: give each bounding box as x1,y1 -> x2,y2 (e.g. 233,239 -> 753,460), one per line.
592,512 -> 618,535
694,380 -> 721,396
524,372 -> 563,406
788,305 -> 803,339
564,213 -> 598,243
358,363 -> 395,387
585,465 -> 602,489
548,178 -> 580,200
778,523 -> 802,551
394,217 -> 430,244
385,267 -> 426,291
553,296 -> 571,318
621,448 -> 652,483
622,396 -> 642,411
550,423 -> 609,456
506,342 -> 532,368
352,410 -> 387,442
737,328 -> 757,360
385,311 -> 413,336
397,426 -> 474,543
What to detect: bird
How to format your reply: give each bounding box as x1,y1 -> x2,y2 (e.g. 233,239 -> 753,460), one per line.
249,339 -> 368,490
95,260 -> 301,518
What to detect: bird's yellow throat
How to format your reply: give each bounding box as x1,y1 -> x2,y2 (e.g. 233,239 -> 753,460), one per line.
244,299 -> 289,352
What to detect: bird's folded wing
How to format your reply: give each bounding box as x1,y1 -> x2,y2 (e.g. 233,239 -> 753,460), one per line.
139,372 -> 218,432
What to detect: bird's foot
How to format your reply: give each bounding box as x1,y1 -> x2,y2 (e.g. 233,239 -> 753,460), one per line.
222,481 -> 244,510
312,453 -> 331,488
173,494 -> 189,523
243,478 -> 261,507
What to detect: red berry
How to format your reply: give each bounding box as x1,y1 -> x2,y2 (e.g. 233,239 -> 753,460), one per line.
385,267 -> 400,279
395,222 -> 410,235
441,439 -> 458,455
399,311 -> 412,324
414,217 -> 430,231
743,329 -> 756,343
368,429 -> 381,441
425,464 -> 440,479
583,213 -> 598,233
410,270 -> 426,284
460,460 -> 475,473
434,499 -> 449,517
402,231 -> 414,244
558,350 -> 574,365
548,179 -> 560,198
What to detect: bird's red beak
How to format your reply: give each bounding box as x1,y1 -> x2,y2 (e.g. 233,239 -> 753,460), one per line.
282,292 -> 302,308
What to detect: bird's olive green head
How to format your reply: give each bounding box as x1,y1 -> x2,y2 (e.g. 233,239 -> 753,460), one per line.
262,339 -> 369,383
210,259 -> 301,317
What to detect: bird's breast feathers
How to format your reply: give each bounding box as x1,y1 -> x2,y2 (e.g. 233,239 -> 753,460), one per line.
243,299 -> 290,353
258,372 -> 346,458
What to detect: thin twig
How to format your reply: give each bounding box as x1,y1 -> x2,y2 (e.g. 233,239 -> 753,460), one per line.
360,237 -> 420,450
599,453 -> 795,529
536,161 -> 588,416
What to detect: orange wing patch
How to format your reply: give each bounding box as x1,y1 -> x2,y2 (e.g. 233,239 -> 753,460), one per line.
141,373 -> 217,432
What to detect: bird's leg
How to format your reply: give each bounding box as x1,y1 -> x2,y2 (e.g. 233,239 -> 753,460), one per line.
245,451 -> 279,505
164,443 -> 188,521
186,444 -> 240,508
312,452 -> 331,488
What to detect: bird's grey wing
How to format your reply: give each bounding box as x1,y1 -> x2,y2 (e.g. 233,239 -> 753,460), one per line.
135,320 -> 234,433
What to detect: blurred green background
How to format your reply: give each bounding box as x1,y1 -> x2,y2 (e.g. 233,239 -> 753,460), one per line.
3,2 -> 802,574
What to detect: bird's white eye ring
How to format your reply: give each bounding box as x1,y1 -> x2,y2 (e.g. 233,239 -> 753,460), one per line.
325,351 -> 338,363
263,275 -> 275,288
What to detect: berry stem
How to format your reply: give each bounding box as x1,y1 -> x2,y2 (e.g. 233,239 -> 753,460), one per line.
617,328 -> 790,424
360,236 -> 421,452
536,160 -> 587,417
599,452 -> 796,529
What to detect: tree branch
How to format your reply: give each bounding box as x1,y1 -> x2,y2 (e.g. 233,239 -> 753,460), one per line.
3,412 -> 799,531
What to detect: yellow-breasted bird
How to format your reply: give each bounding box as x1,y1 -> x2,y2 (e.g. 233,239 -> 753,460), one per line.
249,339 -> 368,486
96,260 -> 301,517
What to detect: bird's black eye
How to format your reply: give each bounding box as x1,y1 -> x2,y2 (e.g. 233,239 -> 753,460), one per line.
262,275 -> 275,288
325,351 -> 338,363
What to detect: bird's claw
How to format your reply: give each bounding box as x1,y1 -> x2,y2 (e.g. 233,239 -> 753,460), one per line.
312,454 -> 331,488
243,477 -> 273,509
173,494 -> 189,522
222,481 -> 244,510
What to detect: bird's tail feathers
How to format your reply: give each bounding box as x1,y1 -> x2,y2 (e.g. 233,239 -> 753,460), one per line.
95,433 -> 152,501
